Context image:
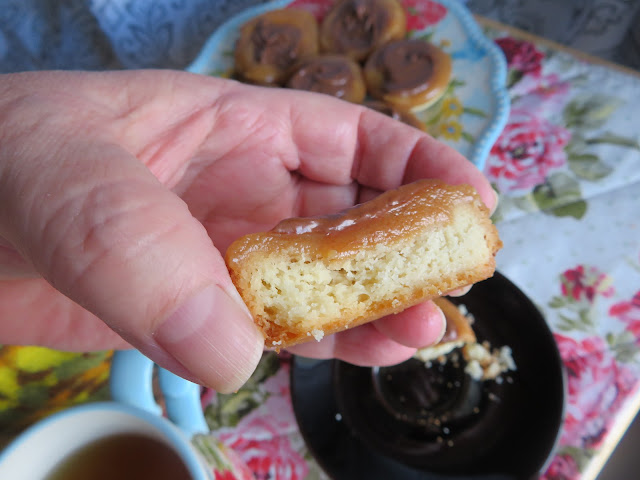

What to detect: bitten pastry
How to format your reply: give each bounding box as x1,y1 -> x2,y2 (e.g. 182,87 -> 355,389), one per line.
320,0 -> 407,62
364,39 -> 452,111
286,55 -> 367,103
414,297 -> 477,362
225,180 -> 502,348
234,8 -> 319,86
363,100 -> 425,130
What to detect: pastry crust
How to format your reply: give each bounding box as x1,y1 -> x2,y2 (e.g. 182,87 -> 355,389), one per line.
364,39 -> 452,112
320,0 -> 407,62
234,8 -> 319,86
286,55 -> 367,103
225,180 -> 502,349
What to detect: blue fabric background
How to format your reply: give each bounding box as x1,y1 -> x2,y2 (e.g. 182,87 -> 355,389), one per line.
1,0 -> 638,73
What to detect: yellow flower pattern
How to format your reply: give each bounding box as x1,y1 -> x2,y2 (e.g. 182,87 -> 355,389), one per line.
417,75 -> 487,144
439,120 -> 463,140
441,97 -> 463,118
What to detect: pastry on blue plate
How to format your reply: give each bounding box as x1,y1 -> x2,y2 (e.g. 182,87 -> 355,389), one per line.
320,0 -> 407,62
234,8 -> 319,86
364,38 -> 452,112
286,54 -> 366,103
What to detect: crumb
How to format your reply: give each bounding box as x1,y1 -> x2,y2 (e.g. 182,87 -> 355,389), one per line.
309,329 -> 324,341
463,343 -> 517,381
465,359 -> 484,381
457,303 -> 475,325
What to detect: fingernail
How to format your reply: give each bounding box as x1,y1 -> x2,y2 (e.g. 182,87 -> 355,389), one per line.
153,284 -> 264,392
447,285 -> 472,297
432,303 -> 447,345
436,307 -> 447,344
490,187 -> 500,216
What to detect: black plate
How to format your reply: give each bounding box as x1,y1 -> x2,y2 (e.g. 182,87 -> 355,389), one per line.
290,272 -> 566,480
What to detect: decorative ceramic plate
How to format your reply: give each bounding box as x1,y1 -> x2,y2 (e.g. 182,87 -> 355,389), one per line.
186,0 -> 510,171
290,272 -> 566,480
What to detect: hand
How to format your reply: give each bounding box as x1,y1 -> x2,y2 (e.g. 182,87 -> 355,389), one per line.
0,70 -> 496,392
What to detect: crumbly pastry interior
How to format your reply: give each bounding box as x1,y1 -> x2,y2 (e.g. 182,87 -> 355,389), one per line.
226,180 -> 502,348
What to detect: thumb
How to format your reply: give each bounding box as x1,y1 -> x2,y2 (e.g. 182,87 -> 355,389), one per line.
1,140 -> 264,393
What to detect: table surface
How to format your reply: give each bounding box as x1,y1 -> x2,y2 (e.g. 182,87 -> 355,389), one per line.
1,7 -> 639,480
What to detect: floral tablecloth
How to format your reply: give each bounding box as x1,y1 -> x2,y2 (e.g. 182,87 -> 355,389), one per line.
1,4 -> 640,480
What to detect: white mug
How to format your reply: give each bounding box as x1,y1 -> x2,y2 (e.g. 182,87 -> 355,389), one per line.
0,350 -> 213,479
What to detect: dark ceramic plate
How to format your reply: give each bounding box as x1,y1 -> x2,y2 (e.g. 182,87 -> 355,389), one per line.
290,272 -> 566,480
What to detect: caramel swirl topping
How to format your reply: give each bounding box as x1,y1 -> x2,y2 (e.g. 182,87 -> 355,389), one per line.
374,39 -> 436,94
251,20 -> 301,68
287,58 -> 352,97
329,0 -> 389,51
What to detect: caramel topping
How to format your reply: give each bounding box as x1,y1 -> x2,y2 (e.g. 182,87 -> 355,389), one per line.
327,0 -> 390,53
230,180 -> 479,262
371,39 -> 438,94
251,20 -> 301,69
287,57 -> 353,98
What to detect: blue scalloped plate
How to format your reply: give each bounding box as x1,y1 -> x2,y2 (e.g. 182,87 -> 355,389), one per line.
186,0 -> 509,171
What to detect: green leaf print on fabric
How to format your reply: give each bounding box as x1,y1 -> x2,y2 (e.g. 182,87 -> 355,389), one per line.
586,132 -> 640,149
531,172 -> 587,219
563,94 -> 623,130
567,153 -> 613,181
558,446 -> 594,472
606,332 -> 640,364
549,265 -> 615,332
203,352 -> 281,430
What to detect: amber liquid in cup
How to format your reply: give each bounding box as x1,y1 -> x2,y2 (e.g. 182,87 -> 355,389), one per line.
45,433 -> 193,480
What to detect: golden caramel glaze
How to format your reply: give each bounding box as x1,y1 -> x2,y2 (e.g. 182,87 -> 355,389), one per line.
320,0 -> 407,62
226,180 -> 483,264
286,55 -> 367,103
363,100 -> 425,131
364,39 -> 452,112
433,297 -> 477,345
234,8 -> 319,86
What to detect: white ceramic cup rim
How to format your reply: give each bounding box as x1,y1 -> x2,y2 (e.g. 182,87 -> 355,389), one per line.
0,401 -> 208,479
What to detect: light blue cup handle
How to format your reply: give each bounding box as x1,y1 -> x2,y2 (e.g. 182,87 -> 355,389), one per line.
110,350 -> 208,438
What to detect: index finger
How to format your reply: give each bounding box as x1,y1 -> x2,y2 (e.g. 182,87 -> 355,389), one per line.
284,88 -> 496,209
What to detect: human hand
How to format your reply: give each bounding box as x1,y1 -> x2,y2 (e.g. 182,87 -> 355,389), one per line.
0,70 -> 496,391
